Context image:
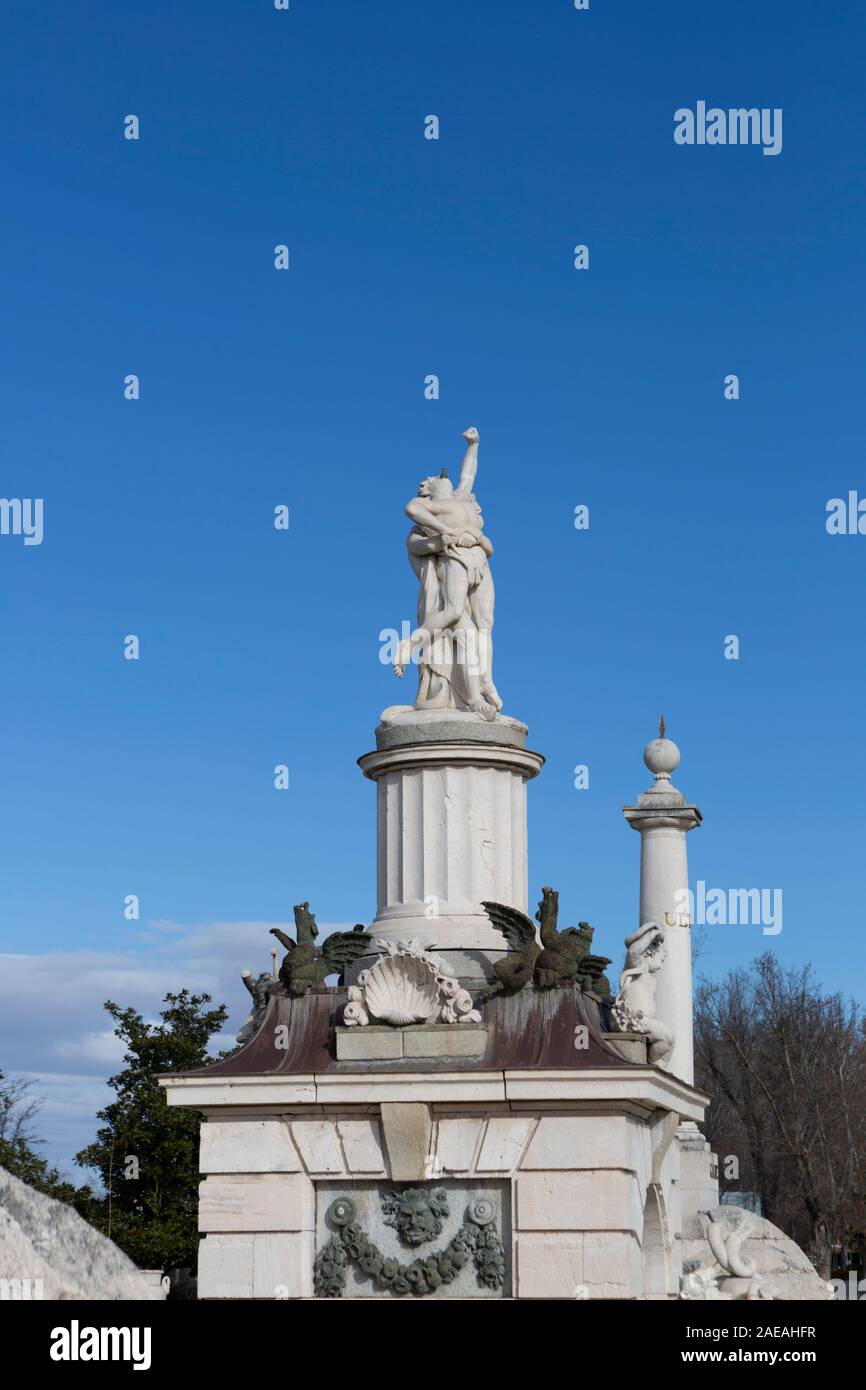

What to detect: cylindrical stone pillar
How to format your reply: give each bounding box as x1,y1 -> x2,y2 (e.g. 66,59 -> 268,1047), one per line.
358,710 -> 544,977
622,732 -> 702,1085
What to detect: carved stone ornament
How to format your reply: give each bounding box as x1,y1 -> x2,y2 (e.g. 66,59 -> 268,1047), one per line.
314,1193 -> 505,1298
382,1187 -> 449,1247
611,921 -> 675,1066
679,1212 -> 778,1301
269,902 -> 372,997
343,939 -> 481,1027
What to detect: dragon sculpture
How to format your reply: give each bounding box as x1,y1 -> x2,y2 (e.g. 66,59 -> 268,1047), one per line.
482,887 -> 611,995
269,902 -> 373,996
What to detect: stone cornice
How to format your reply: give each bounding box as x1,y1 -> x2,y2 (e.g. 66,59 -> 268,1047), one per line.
622,803 -> 702,832
358,742 -> 545,782
160,1066 -> 708,1123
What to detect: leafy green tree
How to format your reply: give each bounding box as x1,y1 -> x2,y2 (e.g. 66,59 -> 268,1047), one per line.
76,990 -> 227,1271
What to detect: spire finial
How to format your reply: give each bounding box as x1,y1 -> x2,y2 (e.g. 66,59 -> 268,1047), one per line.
659,714 -> 666,739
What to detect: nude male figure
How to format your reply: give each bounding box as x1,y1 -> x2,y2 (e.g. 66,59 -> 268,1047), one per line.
394,428 -> 502,715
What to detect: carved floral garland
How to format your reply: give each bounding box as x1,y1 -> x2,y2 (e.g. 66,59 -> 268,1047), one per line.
314,1197 -> 505,1297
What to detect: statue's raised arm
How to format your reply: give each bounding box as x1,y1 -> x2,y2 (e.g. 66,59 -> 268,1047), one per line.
457,427 -> 479,494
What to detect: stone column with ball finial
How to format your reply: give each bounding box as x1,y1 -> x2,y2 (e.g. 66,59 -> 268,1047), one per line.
622,718 -> 702,1085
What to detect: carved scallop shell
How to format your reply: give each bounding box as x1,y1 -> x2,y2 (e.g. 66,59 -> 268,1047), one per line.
363,952 -> 440,1025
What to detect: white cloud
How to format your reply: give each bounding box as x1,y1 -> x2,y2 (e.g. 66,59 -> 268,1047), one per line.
0,917 -> 349,1178
54,1030 -> 127,1066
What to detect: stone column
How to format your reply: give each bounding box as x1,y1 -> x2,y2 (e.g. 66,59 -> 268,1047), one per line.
622,727 -> 701,1086
359,709 -> 544,978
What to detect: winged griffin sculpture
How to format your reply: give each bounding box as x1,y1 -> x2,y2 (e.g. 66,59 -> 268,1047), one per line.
269,903 -> 372,996
482,887 -> 610,994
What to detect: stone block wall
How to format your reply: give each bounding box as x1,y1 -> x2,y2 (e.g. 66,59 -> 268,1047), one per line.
197,1106 -> 683,1299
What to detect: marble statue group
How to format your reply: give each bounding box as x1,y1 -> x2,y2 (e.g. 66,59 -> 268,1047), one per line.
393,427 -> 502,717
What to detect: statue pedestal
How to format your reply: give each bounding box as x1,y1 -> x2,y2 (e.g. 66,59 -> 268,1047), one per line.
357,710 -> 544,977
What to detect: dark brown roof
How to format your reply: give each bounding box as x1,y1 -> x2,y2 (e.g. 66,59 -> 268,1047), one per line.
178,984 -> 637,1078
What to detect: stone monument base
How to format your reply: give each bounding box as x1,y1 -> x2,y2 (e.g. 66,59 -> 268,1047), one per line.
175,1081 -> 703,1300
163,986 -> 707,1300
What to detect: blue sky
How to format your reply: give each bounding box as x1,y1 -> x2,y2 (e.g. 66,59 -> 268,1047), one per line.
1,1 -> 864,1174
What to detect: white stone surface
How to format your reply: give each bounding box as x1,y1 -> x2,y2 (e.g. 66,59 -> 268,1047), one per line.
336,1028 -> 404,1060
475,1116 -> 536,1173
603,1031 -> 648,1063
434,1117 -> 485,1173
521,1113 -> 646,1174
516,1229 -> 643,1300
165,1067 -> 706,1117
198,1173 -> 314,1232
402,1025 -> 487,1058
678,1134 -> 720,1223
336,1119 -> 387,1175
290,1119 -> 346,1174
200,1120 -> 301,1174
583,1230 -> 642,1297
198,1231 -> 313,1299
502,1068 -> 707,1120
198,1233 -> 254,1298
336,1024 -> 486,1061
516,1170 -> 643,1234
515,1232 -> 585,1298
667,1177 -> 683,1262
380,1102 -> 432,1182
315,1072 -> 508,1105
161,1074 -> 317,1108
648,1110 -> 679,1195
641,1183 -> 677,1296
378,707 -> 527,740
0,1166 -> 165,1300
